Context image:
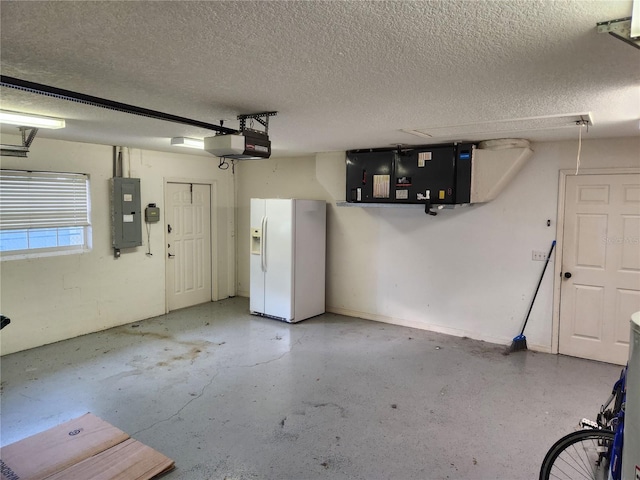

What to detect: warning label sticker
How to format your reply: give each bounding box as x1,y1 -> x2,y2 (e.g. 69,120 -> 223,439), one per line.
396,176 -> 412,187
373,175 -> 390,198
396,189 -> 408,200
418,152 -> 431,167
417,190 -> 430,201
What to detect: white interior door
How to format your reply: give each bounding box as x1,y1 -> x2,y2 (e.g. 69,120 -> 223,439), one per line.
166,182 -> 212,311
559,173 -> 640,365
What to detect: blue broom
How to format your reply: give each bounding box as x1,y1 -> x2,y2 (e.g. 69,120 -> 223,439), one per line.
507,240 -> 556,353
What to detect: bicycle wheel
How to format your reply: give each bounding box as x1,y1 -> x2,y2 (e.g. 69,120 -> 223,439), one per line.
539,429 -> 615,480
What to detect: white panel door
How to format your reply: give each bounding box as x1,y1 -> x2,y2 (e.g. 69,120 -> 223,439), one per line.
166,183 -> 212,311
264,199 -> 294,320
560,174 -> 640,365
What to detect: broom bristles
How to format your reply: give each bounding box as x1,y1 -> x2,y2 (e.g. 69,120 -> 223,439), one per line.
506,334 -> 528,353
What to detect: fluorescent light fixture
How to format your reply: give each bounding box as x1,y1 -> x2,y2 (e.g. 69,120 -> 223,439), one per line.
170,137 -> 204,149
0,110 -> 65,129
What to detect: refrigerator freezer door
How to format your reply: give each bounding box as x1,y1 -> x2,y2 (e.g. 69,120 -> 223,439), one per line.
293,200 -> 326,321
249,199 -> 266,315
263,199 -> 294,320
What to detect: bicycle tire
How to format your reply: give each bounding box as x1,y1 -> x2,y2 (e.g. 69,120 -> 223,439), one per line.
539,429 -> 615,480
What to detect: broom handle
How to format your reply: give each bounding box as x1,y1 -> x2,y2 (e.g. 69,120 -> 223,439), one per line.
520,240 -> 556,335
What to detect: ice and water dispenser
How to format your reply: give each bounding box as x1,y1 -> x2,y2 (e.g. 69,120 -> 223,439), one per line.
251,227 -> 262,255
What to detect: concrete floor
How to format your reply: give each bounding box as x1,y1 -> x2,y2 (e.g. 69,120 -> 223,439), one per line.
0,297 -> 621,479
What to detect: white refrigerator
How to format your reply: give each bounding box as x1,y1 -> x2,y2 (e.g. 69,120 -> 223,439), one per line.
250,198 -> 326,323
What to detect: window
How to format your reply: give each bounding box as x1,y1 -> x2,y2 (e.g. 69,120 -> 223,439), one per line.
0,170 -> 91,256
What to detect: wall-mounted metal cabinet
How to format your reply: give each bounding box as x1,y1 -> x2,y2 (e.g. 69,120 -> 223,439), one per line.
346,143 -> 475,206
111,177 -> 142,249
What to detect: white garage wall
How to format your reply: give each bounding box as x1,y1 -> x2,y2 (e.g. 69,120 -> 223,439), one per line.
236,137 -> 640,351
0,135 -> 235,355
2,136 -> 636,355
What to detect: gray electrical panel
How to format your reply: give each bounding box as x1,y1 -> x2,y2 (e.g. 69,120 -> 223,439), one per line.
111,177 -> 142,249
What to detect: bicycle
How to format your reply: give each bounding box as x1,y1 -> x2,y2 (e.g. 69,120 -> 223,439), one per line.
539,365 -> 626,480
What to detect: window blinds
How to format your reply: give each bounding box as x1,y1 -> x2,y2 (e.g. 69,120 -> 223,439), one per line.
0,170 -> 90,230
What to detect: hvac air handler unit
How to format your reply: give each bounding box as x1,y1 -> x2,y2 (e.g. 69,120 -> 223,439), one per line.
345,140 -> 533,214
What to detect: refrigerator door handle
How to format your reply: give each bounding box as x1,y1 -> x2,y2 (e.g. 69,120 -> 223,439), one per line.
261,215 -> 267,272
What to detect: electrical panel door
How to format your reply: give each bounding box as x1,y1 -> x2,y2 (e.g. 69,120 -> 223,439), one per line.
111,177 -> 142,248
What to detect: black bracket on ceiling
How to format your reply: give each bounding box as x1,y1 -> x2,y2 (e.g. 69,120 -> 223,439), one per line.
238,111 -> 278,134
0,75 -> 240,135
0,126 -> 39,158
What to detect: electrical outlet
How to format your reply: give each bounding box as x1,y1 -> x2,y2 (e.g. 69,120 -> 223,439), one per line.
532,250 -> 547,261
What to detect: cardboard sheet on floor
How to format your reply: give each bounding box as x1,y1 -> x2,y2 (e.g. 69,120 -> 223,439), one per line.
0,413 -> 174,480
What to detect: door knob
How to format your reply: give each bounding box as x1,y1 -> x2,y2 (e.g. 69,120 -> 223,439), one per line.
168,253 -> 175,258
564,272 -> 572,279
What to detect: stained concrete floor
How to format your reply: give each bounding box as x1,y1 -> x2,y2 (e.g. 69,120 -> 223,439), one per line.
0,297 -> 621,479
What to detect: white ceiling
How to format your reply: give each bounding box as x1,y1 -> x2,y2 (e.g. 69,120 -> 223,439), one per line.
1,1 -> 639,157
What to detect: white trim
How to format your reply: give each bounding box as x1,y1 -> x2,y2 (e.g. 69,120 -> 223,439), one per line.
553,167 -> 640,355
327,305 -> 551,353
210,182 -> 219,302
0,243 -> 90,261
228,167 -> 237,298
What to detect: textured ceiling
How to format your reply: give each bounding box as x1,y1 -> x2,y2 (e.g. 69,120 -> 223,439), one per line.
1,0 -> 639,157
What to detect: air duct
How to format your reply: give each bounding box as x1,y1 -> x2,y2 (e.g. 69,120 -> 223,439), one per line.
471,139 -> 533,203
